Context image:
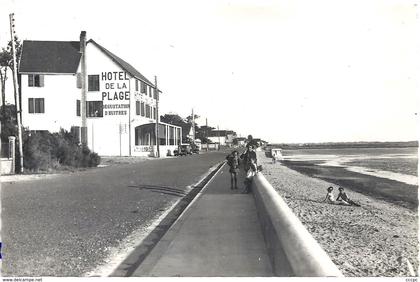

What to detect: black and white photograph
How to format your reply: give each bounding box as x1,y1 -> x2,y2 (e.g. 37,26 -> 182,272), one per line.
0,0 -> 418,279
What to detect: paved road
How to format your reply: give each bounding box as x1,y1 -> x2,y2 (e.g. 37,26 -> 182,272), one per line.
1,151 -> 227,276
131,164 -> 273,277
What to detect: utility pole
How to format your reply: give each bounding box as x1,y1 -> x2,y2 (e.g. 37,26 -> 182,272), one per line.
205,118 -> 208,151
9,13 -> 23,173
155,76 -> 160,158
192,108 -> 195,142
80,31 -> 87,145
217,125 -> 220,150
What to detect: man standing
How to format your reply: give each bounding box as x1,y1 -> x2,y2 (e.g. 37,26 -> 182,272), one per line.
245,134 -> 259,149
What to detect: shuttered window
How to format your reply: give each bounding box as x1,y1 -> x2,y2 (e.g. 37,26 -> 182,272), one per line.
88,75 -> 100,91
140,102 -> 145,117
146,104 -> 151,118
86,101 -> 103,117
28,98 -> 45,113
28,74 -> 44,87
140,81 -> 146,93
136,101 -> 140,115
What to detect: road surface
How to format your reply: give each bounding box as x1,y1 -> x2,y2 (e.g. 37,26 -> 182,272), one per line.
1,151 -> 227,276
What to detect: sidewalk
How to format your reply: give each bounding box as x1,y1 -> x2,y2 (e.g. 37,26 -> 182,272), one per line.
132,163 -> 273,277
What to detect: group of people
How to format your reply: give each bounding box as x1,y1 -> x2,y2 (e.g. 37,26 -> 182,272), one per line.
225,135 -> 259,193
323,186 -> 361,206
225,135 -> 361,206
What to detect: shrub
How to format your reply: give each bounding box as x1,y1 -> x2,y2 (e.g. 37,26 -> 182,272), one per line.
22,129 -> 101,172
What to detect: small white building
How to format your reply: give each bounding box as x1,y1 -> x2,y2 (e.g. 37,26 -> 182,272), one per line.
19,31 -> 181,157
207,130 -> 236,146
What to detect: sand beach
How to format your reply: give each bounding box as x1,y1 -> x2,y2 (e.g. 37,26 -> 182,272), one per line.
258,152 -> 418,277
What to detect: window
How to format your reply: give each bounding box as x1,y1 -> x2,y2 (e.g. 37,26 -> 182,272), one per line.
153,107 -> 157,120
28,74 -> 44,87
86,101 -> 103,117
169,126 -> 175,145
135,80 -> 139,91
88,75 -> 100,91
140,102 -> 145,117
136,101 -> 140,115
76,100 -> 81,116
140,81 -> 146,93
146,104 -> 151,118
28,98 -> 45,113
148,86 -> 152,97
154,88 -> 157,99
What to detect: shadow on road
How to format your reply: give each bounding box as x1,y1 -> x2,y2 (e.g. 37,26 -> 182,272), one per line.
128,185 -> 188,197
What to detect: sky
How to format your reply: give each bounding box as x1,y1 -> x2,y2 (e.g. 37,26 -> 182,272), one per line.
0,0 -> 419,143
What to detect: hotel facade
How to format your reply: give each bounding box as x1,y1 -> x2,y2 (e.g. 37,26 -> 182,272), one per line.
19,31 -> 181,157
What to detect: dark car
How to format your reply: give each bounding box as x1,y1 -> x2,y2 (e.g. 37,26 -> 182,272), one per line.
174,144 -> 192,156
191,144 -> 200,154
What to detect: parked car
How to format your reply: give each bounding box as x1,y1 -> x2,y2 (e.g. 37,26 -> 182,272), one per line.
174,144 -> 192,156
191,144 -> 200,154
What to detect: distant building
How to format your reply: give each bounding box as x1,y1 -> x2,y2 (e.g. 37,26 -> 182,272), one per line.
234,137 -> 247,146
207,130 -> 236,146
19,31 -> 181,156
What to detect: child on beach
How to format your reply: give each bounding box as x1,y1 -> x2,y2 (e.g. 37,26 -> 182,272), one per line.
226,151 -> 240,190
336,187 -> 361,206
323,186 -> 350,205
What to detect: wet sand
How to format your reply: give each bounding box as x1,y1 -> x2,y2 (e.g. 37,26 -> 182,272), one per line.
259,152 -> 418,277
282,160 -> 418,210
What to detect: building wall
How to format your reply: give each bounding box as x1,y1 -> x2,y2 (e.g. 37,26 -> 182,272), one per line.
85,43 -> 157,156
21,73 -> 80,132
20,42 -> 160,156
208,136 -> 227,145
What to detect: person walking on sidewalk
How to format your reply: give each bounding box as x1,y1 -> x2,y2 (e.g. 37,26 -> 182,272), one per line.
226,150 -> 240,190
241,145 -> 258,193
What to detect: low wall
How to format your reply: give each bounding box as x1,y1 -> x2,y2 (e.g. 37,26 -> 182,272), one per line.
252,173 -> 343,277
1,158 -> 14,175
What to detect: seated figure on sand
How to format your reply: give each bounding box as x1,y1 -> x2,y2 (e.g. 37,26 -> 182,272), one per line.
336,187 -> 361,206
323,186 -> 350,205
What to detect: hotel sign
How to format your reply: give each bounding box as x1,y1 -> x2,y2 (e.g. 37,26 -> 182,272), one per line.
101,71 -> 130,116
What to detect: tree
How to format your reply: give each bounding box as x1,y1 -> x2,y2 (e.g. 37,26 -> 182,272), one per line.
0,36 -> 22,121
160,113 -> 187,127
196,125 -> 214,144
0,50 -> 12,115
185,114 -> 200,124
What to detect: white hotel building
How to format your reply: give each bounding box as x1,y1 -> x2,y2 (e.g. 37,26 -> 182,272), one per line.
19,31 -> 181,156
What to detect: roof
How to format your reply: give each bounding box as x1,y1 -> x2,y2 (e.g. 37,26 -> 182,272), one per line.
19,41 -> 82,73
19,38 -> 156,88
88,40 -> 154,86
